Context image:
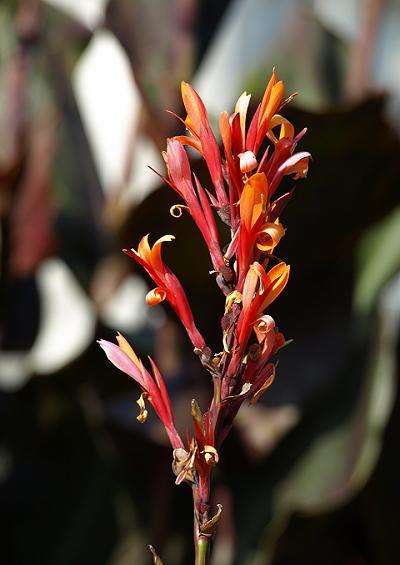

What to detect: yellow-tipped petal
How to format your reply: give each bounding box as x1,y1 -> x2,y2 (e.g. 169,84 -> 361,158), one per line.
116,332 -> 141,368
261,262 -> 290,310
181,81 -> 205,137
150,234 -> 175,273
270,114 -> 295,141
235,91 -> 251,146
137,234 -> 152,262
219,111 -> 232,155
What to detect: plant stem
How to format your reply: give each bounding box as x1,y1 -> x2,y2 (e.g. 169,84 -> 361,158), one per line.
195,535 -> 210,565
193,476 -> 211,565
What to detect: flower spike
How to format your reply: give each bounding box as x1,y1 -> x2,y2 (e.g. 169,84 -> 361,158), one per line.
99,68 -> 310,562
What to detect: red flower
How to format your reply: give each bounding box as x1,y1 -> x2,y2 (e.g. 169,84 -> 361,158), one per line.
163,139 -> 225,273
174,82 -> 228,210
124,234 -> 205,349
98,333 -> 184,450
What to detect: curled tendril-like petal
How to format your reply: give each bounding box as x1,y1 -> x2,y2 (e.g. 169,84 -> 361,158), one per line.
269,114 -> 295,142
200,504 -> 223,535
170,204 -> 189,218
202,445 -> 219,466
172,440 -> 197,485
254,315 -> 275,343
256,222 -> 285,251
146,287 -> 167,306
136,392 -> 149,423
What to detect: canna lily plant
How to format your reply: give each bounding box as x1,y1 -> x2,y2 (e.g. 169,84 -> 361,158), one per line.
99,68 -> 310,564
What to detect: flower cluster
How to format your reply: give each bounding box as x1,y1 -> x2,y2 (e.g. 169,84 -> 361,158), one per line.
99,69 -> 310,547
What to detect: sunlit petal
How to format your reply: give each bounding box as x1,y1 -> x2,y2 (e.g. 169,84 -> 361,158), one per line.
146,287 -> 167,306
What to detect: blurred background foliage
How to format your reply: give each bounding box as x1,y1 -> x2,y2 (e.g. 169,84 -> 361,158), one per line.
1,1 -> 400,564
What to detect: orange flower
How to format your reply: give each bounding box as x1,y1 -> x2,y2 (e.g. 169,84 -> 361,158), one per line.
163,139 -> 225,273
236,172 -> 269,287
246,68 -> 285,155
237,261 -> 290,351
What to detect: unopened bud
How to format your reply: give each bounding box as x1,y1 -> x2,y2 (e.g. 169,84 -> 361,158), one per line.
238,151 -> 258,173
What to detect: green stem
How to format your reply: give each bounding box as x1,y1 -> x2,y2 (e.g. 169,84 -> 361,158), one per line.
195,535 -> 210,565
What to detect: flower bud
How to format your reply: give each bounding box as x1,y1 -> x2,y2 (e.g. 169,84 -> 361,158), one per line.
238,150 -> 258,173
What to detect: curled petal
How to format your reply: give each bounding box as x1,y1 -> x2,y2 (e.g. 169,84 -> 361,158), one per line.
278,152 -> 311,179
202,445 -> 219,466
136,392 -> 149,423
256,221 -> 285,251
173,134 -> 202,153
200,504 -> 223,535
124,234 -> 175,282
254,315 -> 275,343
270,114 -> 294,141
173,440 -> 197,485
146,287 -> 167,306
150,235 -> 175,272
170,204 -> 188,218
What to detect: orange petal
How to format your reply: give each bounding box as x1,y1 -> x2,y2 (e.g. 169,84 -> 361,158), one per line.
256,221 -> 285,251
173,135 -> 202,153
253,314 -> 275,343
239,173 -> 268,231
181,81 -> 207,138
137,234 -> 152,263
259,69 -> 278,126
146,287 -> 167,306
219,111 -> 232,155
270,114 -> 295,141
260,81 -> 284,129
150,235 -> 175,273
261,262 -> 290,310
